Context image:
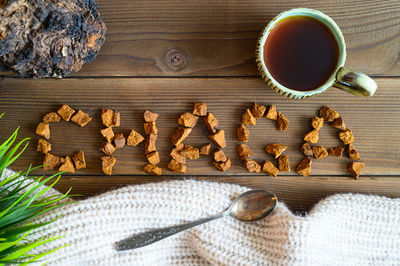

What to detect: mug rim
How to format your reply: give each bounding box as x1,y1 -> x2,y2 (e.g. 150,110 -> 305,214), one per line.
256,8 -> 347,99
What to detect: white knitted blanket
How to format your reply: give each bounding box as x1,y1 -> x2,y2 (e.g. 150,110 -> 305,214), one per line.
3,169 -> 400,265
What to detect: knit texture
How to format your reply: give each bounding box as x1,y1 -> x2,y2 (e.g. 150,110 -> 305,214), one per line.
2,169 -> 400,265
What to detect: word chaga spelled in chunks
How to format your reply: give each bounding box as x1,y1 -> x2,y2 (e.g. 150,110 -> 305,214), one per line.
101,156 -> 116,176
101,108 -> 120,128
37,139 -> 51,154
347,162 -> 364,179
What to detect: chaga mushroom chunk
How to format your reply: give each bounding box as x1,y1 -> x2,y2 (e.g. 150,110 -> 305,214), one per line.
101,156 -> 116,176
199,144 -> 211,155
236,123 -> 250,142
209,130 -> 226,148
101,108 -> 120,128
37,139 -> 51,154
143,110 -> 159,122
203,113 -> 218,133
59,156 -> 75,173
0,0 -> 106,77
146,151 -> 160,165
71,110 -> 92,127
36,122 -> 50,139
262,161 -> 279,177
100,127 -> 115,143
127,130 -> 144,146
192,102 -> 207,116
143,164 -> 162,176
180,145 -> 199,160
213,158 -> 231,172
43,112 -> 61,123
178,112 -> 199,128
168,159 -> 187,174
72,150 -> 86,170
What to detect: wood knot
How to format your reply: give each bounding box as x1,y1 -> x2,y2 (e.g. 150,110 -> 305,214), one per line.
165,48 -> 187,71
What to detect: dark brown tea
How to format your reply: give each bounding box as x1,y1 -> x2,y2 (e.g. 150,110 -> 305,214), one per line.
264,16 -> 340,91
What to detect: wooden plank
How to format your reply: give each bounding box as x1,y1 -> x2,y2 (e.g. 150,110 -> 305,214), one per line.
1,0 -> 400,77
51,175 -> 400,212
0,77 -> 399,177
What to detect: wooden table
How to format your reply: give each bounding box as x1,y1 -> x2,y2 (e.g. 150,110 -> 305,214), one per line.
1,0 -> 400,212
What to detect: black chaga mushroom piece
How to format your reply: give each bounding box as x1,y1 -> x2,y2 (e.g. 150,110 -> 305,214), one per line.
0,0 -> 106,78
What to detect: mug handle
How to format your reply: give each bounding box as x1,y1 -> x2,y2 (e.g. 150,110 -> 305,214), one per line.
333,66 -> 377,96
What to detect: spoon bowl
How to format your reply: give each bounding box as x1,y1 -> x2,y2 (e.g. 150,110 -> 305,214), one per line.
229,190 -> 277,221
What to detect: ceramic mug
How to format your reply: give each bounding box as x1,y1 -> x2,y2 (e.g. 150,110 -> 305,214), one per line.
256,8 -> 377,99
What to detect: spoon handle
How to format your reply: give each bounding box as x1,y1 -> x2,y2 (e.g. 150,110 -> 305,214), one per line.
115,213 -> 225,251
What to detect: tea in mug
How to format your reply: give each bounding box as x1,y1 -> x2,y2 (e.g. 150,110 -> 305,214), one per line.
264,15 -> 340,91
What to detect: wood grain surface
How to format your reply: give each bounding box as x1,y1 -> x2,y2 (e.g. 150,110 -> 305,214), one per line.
2,0 -> 400,77
51,175 -> 400,212
0,77 -> 399,177
1,0 -> 400,211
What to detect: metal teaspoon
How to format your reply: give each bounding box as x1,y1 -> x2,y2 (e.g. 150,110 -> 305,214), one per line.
115,189 -> 277,251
